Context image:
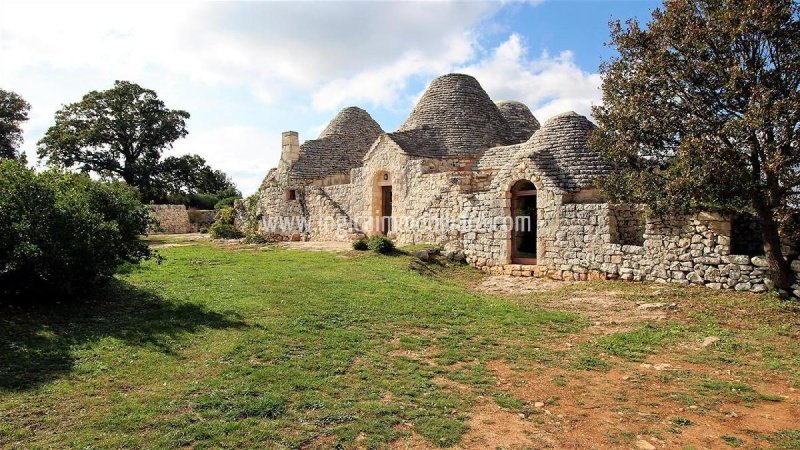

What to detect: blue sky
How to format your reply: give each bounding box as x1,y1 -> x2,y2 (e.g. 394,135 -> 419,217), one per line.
1,0 -> 660,195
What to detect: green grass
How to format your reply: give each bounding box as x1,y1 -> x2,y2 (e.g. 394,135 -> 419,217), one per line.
597,322 -> 685,361
2,239 -> 798,449
0,241 -> 585,448
764,430 -> 800,449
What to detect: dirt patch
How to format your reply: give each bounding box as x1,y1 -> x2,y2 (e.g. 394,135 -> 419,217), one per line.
432,376 -> 472,393
477,275 -> 568,294
146,233 -> 209,248
485,359 -> 800,449
458,400 -> 540,449
551,290 -> 677,334
389,399 -> 542,450
478,276 -> 679,334
300,433 -> 337,450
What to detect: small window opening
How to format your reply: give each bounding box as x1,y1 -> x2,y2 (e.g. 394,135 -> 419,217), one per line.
286,189 -> 297,201
731,213 -> 764,256
612,206 -> 645,246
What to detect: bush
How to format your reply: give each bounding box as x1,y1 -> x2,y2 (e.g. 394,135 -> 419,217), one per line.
368,235 -> 395,254
0,160 -> 151,299
210,207 -> 244,239
214,196 -> 238,210
352,237 -> 369,251
210,223 -> 243,239
185,193 -> 218,210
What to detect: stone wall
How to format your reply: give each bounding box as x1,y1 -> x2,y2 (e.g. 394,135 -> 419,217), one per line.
477,203 -> 799,296
148,205 -> 216,234
148,205 -> 192,234
188,210 -> 217,233
610,204 -> 646,246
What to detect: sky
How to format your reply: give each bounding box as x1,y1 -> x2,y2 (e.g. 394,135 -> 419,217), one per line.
0,0 -> 660,195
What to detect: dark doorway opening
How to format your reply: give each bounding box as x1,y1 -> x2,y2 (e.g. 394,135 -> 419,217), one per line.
511,180 -> 537,264
381,185 -> 393,234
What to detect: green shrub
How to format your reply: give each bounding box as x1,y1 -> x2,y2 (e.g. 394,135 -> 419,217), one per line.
210,223 -> 243,239
214,196 -> 238,210
186,193 -> 218,210
352,238 -> 369,251
368,235 -> 395,254
0,160 -> 151,299
210,207 -> 244,239
243,233 -> 267,244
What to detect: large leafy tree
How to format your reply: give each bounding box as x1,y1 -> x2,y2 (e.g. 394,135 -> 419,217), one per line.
157,154 -> 236,198
145,154 -> 239,207
0,89 -> 31,160
38,80 -> 190,189
592,0 -> 800,291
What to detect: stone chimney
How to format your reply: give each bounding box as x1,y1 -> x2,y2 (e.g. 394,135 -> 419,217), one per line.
280,131 -> 301,167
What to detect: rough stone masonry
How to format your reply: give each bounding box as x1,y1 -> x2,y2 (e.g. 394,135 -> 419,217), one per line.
240,73 -> 799,297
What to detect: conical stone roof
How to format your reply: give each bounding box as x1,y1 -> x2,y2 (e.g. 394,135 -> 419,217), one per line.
523,111 -> 610,192
496,100 -> 540,144
318,106 -> 383,142
290,107 -> 383,180
391,74 -> 514,157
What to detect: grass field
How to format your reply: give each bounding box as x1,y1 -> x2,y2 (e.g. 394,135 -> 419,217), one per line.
1,236 -> 799,449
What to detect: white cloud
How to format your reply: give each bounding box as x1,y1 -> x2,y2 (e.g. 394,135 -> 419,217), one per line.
1,2 -> 603,194
311,31 -> 477,111
169,125 -> 281,196
458,34 -> 602,122
1,1 -> 498,105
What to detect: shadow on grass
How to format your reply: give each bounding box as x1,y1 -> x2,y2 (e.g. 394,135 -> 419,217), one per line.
0,279 -> 245,391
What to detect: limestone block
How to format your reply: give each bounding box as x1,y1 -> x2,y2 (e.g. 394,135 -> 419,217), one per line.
671,271 -> 686,280
750,256 -> 768,267
724,255 -> 751,265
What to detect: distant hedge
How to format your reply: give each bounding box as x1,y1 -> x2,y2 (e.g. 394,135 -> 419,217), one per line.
0,160 -> 151,299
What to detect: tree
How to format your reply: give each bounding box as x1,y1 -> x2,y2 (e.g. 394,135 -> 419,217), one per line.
592,0 -> 800,292
142,154 -> 240,208
156,154 -> 237,199
0,160 -> 151,299
0,89 -> 31,160
37,80 -> 190,188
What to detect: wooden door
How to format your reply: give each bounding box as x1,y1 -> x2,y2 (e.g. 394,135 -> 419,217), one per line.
381,186 -> 392,234
511,182 -> 537,264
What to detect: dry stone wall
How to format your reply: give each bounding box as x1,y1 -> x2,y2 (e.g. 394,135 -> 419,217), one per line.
187,210 -> 217,232
474,202 -> 799,295
610,204 -> 646,246
148,205 -> 192,234
148,205 -> 217,234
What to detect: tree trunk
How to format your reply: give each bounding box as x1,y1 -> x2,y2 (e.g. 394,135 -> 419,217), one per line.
122,157 -> 136,186
753,200 -> 794,293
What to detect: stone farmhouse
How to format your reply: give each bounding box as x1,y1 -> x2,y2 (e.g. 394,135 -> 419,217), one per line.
244,73 -> 799,295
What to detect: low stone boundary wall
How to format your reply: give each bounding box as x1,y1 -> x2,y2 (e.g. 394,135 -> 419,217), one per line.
484,260 -> 800,297
148,205 -> 192,234
481,204 -> 799,297
148,205 -> 216,234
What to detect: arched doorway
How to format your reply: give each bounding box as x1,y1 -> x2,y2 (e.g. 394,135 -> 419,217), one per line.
511,180 -> 537,264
